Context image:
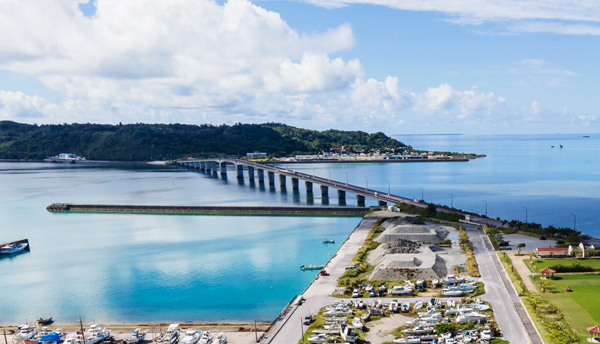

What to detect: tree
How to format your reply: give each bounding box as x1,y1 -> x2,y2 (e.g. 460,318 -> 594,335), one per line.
517,243 -> 526,255
434,323 -> 457,335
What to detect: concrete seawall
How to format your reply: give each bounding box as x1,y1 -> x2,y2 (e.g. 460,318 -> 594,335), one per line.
46,203 -> 370,216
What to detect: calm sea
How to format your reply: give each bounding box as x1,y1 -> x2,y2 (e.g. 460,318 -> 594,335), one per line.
0,133 -> 598,324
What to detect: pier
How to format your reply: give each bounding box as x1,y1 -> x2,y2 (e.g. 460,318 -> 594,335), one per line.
46,203 -> 369,216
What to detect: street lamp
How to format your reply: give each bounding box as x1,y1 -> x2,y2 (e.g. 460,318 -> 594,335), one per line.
449,194 -> 453,209
571,214 -> 576,230
482,200 -> 487,217
523,206 -> 528,224
418,188 -> 424,200
343,172 -> 348,185
386,181 -> 391,195
363,176 -> 368,190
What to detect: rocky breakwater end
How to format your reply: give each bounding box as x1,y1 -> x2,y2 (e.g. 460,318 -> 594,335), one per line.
45,203 -> 370,216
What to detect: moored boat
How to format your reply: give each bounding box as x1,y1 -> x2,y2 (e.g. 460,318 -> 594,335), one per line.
0,243 -> 28,255
159,324 -> 180,344
322,238 -> 335,244
125,328 -> 146,344
12,324 -> 38,342
300,264 -> 325,270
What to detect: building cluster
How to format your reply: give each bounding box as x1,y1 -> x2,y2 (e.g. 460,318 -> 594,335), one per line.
276,147 -> 451,162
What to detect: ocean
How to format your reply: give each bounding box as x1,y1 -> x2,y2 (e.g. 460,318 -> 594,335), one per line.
0,133 -> 598,324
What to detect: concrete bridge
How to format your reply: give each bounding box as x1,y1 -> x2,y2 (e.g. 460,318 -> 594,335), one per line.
177,158 -> 415,207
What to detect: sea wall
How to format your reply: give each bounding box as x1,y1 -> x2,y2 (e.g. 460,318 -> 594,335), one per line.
46,203 -> 370,216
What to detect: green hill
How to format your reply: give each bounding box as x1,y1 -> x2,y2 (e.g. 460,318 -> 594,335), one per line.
0,121 -> 406,161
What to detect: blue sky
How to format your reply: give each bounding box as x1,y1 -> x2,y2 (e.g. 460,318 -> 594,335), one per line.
0,0 -> 598,134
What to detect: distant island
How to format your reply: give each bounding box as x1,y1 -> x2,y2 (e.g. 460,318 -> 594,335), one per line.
0,120 -> 477,162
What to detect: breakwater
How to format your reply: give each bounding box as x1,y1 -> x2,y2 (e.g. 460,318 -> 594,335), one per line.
46,203 -> 370,216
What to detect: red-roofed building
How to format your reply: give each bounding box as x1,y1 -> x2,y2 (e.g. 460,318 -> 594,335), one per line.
535,247 -> 570,257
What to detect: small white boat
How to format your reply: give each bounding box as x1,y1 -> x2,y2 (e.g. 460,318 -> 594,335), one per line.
403,326 -> 433,334
480,329 -> 492,340
322,238 -> 335,244
307,333 -> 329,343
389,299 -> 399,312
456,312 -> 488,324
179,330 -> 200,344
442,288 -> 464,297
365,284 -> 373,292
445,338 -> 456,344
159,324 -> 180,344
414,301 -> 423,310
360,313 -> 369,321
446,299 -> 455,308
84,324 -> 111,344
393,336 -> 421,344
388,285 -> 414,295
198,331 -> 211,344
351,317 -> 363,331
0,243 -> 28,255
214,333 -> 227,344
12,324 -> 38,342
125,328 -> 146,344
340,324 -> 357,343
401,302 -> 410,313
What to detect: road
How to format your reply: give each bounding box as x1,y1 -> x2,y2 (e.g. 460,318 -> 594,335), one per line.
465,224 -> 543,344
263,217 -> 376,344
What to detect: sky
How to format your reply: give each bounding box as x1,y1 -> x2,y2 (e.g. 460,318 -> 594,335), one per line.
0,0 -> 598,135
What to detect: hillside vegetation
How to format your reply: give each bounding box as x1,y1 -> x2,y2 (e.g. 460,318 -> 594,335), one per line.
0,121 -> 406,161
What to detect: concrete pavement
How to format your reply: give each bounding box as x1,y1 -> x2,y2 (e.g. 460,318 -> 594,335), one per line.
263,217 -> 376,344
465,225 -> 543,344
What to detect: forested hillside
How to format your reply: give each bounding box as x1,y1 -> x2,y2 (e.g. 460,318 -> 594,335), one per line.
0,121 -> 406,161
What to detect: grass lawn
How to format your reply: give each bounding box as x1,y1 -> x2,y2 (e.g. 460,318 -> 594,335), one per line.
531,274 -> 600,343
524,258 -> 600,273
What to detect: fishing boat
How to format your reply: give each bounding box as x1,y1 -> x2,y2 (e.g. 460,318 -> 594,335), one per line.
442,288 -> 464,297
179,330 -> 200,344
37,314 -> 54,325
159,324 -> 180,344
351,317 -> 363,331
0,243 -> 28,255
125,329 -> 146,344
393,336 -> 421,344
198,331 -> 211,344
84,324 -> 111,344
388,285 -> 414,295
322,238 -> 335,244
300,264 -> 325,270
307,333 -> 330,343
12,325 -> 38,342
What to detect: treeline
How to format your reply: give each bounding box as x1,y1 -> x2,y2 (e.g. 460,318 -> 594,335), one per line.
0,121 -> 407,161
501,220 -> 588,242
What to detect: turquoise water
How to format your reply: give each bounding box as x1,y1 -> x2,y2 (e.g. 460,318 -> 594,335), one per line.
1,133 -> 599,324
0,163 -> 359,324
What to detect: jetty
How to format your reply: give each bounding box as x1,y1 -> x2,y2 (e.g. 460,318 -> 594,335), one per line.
46,203 -> 370,216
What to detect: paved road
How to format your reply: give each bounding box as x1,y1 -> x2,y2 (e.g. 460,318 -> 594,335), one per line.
263,217 -> 376,344
465,225 -> 543,344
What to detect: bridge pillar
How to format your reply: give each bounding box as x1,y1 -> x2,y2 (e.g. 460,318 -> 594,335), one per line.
320,185 -> 328,197
279,174 -> 286,188
192,162 -> 198,170
211,162 -> 218,173
248,166 -> 255,180
378,200 -> 387,208
268,172 -> 275,186
305,181 -> 313,194
220,162 -> 227,175
236,164 -> 244,179
205,162 -> 212,172
291,178 -> 299,191
257,169 -> 265,184
200,162 -> 206,171
356,195 -> 366,206
337,190 -> 346,201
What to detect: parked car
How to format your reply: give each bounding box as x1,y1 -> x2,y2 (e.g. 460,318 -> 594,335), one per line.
352,289 -> 359,298
303,314 -> 313,325
539,236 -> 547,240
556,240 -> 565,244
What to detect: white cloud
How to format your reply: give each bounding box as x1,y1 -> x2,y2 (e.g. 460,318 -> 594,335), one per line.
0,91 -> 58,119
413,84 -> 505,117
298,0 -> 600,35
